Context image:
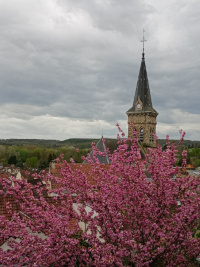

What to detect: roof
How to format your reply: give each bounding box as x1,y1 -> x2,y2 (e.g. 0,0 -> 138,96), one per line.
84,137 -> 119,164
49,162 -> 110,187
126,54 -> 158,115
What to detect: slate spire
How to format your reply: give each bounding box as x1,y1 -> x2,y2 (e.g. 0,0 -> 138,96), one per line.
127,53 -> 157,114
126,33 -> 158,145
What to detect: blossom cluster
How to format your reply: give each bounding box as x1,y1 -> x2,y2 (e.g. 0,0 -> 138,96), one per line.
0,133 -> 200,266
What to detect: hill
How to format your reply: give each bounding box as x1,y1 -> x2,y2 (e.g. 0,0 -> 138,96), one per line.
0,138 -> 99,149
158,139 -> 200,148
0,138 -> 199,149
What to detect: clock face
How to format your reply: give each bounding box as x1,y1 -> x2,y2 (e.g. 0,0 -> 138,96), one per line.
137,103 -> 141,109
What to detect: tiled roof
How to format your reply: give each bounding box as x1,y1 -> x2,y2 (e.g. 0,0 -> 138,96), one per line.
0,195 -> 20,220
0,168 -> 81,248
71,163 -> 110,186
49,162 -> 110,187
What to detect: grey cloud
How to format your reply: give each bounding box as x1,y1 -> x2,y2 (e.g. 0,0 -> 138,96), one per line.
0,0 -> 199,140
58,0 -> 153,34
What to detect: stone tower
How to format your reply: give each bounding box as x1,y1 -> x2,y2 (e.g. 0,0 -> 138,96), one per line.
126,51 -> 158,147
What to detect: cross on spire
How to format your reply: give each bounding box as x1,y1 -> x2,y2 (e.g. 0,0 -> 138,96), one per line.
141,29 -> 147,58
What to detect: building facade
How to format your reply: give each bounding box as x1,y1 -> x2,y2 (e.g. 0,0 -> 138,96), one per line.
126,52 -> 158,147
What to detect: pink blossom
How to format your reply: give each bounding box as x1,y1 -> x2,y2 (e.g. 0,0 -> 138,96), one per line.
0,129 -> 199,266
182,150 -> 187,157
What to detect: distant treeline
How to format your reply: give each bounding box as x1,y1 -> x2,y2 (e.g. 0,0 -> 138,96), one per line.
0,138 -> 200,170
0,139 -> 100,170
0,138 -> 200,149
158,139 -> 200,148
0,138 -> 99,149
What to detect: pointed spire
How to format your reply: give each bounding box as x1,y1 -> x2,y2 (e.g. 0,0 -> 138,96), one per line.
126,32 -> 157,114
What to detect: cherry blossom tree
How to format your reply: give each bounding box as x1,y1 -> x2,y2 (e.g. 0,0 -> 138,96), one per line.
0,128 -> 200,266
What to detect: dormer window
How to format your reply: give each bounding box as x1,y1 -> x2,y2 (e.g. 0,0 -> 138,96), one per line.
135,96 -> 143,111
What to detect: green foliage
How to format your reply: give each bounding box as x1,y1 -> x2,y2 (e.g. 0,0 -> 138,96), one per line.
0,140 -> 92,167
16,161 -> 24,168
38,161 -> 49,170
48,153 -> 53,163
1,138 -> 200,170
177,158 -> 182,166
0,145 -> 6,159
58,138 -> 99,149
191,158 -> 200,168
25,157 -> 38,168
8,155 -> 17,165
187,147 -> 200,167
5,146 -> 19,162
187,148 -> 200,158
196,231 -> 200,239
16,148 -> 29,163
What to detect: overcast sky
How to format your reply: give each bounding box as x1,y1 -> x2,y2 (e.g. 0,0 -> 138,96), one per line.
0,0 -> 199,141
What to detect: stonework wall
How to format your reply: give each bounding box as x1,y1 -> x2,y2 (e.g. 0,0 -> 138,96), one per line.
127,112 -> 157,147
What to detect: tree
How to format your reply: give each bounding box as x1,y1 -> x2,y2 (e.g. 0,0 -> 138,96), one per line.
0,129 -> 200,266
48,153 -> 53,163
16,148 -> 29,163
8,155 -> 17,165
25,156 -> 38,168
4,146 -> 19,162
0,145 -> 6,162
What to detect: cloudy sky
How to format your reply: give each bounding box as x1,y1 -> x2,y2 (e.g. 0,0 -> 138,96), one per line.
0,0 -> 199,141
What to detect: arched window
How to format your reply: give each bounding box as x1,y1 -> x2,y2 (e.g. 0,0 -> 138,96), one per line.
139,128 -> 144,142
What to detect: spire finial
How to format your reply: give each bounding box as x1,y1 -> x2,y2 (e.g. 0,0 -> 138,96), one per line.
141,29 -> 147,59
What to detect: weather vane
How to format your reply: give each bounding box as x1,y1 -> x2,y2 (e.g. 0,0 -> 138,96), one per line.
141,29 -> 147,57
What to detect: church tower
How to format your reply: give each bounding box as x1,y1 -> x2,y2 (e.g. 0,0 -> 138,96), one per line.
126,36 -> 158,147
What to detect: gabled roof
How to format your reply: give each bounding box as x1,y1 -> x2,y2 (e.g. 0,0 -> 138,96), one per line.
127,54 -> 158,114
90,137 -> 110,164
84,137 -> 119,164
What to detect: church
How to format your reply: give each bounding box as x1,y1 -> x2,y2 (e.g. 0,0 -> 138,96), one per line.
85,44 -> 158,163
126,46 -> 158,147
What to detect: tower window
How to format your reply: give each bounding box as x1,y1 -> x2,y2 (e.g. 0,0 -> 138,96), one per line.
150,128 -> 154,142
139,128 -> 144,142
